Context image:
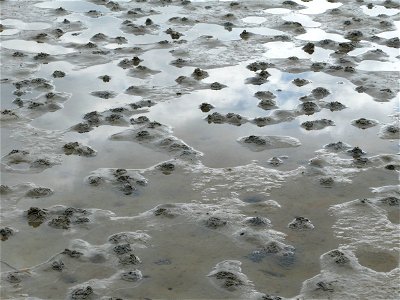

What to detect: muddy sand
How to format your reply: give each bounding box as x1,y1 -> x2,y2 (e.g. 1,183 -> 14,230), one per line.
1,0 -> 399,299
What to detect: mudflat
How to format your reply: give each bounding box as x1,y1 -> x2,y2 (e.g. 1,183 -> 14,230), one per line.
1,0 -> 399,299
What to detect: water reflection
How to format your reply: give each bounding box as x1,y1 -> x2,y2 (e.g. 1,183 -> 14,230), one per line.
264,8 -> 292,15
0,19 -> 51,31
295,0 -> 342,15
357,60 -> 400,72
184,23 -> 285,42
1,40 -> 75,54
377,21 -> 400,39
35,1 -> 110,13
0,19 -> 51,36
296,28 -> 348,42
144,63 -> 396,168
0,28 -> 20,36
242,16 -> 268,24
57,15 -> 126,44
360,5 -> 400,17
17,42 -> 396,169
30,60 -> 142,129
263,41 -> 334,61
348,43 -> 399,60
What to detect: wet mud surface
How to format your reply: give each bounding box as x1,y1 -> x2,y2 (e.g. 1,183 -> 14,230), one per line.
1,0 -> 399,299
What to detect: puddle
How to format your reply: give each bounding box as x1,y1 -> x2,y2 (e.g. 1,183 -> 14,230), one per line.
35,1 -> 110,13
242,17 -> 267,24
378,21 -> 400,39
348,43 -> 399,61
296,28 -> 349,42
0,29 -> 20,36
0,19 -> 51,31
357,60 -> 400,72
185,23 -> 284,42
30,60 -> 140,130
0,19 -> 51,36
387,210 -> 400,224
57,15 -> 127,44
263,41 -> 334,61
356,250 -> 399,272
361,5 -> 400,17
264,8 -> 292,15
1,40 -> 75,54
377,30 -> 400,39
297,0 -> 342,15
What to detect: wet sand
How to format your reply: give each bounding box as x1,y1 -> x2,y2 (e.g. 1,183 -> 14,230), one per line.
1,0 -> 399,299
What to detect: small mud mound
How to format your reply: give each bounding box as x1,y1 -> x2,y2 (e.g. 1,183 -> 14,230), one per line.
207,112 -> 247,126
85,168 -> 148,196
297,101 -> 321,115
321,101 -> 346,112
26,187 -> 54,198
63,142 -> 96,157
245,70 -> 271,85
90,90 -> 117,99
324,141 -> 352,152
207,260 -> 256,293
301,119 -> 335,130
288,217 -> 314,230
254,90 -> 276,101
246,241 -> 295,265
267,156 -> 285,167
1,149 -> 59,173
258,98 -> 278,110
199,102 -> 214,112
191,68 -> 209,80
127,65 -> 160,79
292,78 -> 310,87
111,118 -> 201,161
311,87 -> 331,99
238,135 -> 301,151
52,70 -> 66,78
351,118 -> 379,129
24,206 -> 104,229
0,227 -> 15,241
379,122 -> 400,139
71,100 -> 155,133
